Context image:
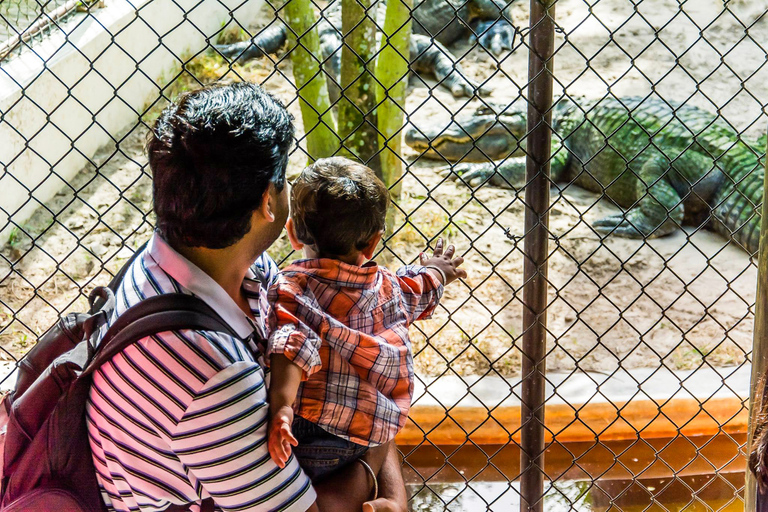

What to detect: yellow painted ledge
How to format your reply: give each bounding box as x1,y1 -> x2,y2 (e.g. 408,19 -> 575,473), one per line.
396,396 -> 747,446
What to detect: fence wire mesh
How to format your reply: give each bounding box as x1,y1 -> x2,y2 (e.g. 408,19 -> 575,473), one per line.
0,0 -> 101,60
0,0 -> 766,510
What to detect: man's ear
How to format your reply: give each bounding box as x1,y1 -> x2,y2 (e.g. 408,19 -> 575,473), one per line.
259,184 -> 277,223
285,218 -> 305,251
361,231 -> 383,260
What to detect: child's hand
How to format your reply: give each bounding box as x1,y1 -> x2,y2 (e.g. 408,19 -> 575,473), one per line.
268,405 -> 298,468
419,238 -> 467,286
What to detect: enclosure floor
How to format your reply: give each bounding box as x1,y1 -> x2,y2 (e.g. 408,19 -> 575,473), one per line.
0,0 -> 762,379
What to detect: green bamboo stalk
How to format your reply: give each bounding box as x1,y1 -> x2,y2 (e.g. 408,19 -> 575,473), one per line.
338,0 -> 380,175
746,135 -> 768,512
375,0 -> 412,194
284,0 -> 339,160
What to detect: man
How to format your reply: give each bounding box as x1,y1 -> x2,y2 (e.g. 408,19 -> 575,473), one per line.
86,82 -> 406,512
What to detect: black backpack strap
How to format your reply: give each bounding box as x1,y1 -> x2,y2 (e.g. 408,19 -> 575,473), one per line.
85,296 -> 235,512
84,293 -> 239,376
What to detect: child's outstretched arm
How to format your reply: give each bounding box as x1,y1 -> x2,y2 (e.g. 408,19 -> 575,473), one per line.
419,237 -> 467,286
268,354 -> 302,468
396,238 -> 467,322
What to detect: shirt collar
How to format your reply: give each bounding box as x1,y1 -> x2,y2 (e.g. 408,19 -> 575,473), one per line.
146,233 -> 256,339
287,258 -> 380,289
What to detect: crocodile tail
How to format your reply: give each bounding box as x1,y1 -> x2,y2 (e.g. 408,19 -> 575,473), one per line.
711,158 -> 764,255
215,24 -> 287,62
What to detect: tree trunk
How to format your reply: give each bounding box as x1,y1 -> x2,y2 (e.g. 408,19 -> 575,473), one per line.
745,135 -> 768,512
338,0 -> 381,176
375,0 -> 412,194
284,0 -> 339,160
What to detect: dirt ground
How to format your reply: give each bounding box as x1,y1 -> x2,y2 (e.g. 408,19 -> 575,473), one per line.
0,0 -> 764,378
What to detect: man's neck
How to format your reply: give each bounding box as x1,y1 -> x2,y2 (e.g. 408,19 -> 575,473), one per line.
174,239 -> 262,317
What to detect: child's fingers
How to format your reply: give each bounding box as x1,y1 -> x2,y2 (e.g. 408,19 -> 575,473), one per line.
443,244 -> 455,258
456,268 -> 468,279
282,439 -> 293,459
278,441 -> 291,466
452,256 -> 464,267
281,423 -> 299,447
269,441 -> 286,468
432,238 -> 444,257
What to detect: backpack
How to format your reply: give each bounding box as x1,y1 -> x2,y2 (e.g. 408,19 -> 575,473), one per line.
0,247 -> 239,511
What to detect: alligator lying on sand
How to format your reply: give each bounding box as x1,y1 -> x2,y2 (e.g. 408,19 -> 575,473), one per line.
216,0 -> 517,98
405,97 -> 764,253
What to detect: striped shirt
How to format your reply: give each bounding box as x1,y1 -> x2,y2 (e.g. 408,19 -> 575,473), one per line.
267,259 -> 443,446
86,233 -> 316,512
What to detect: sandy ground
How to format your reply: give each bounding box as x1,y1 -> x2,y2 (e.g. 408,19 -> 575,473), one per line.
0,0 -> 764,379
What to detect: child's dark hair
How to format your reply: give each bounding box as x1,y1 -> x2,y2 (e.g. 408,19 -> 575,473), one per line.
291,157 -> 389,258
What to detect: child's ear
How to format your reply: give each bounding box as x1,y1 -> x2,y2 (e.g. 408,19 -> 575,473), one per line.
361,230 -> 383,260
285,218 -> 305,251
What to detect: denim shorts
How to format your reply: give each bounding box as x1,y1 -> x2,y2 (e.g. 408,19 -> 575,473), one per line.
291,416 -> 369,482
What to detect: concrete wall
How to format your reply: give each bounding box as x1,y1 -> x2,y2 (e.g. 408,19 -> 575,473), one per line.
0,0 -> 263,243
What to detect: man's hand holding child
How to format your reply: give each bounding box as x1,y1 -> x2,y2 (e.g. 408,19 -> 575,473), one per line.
419,238 -> 467,286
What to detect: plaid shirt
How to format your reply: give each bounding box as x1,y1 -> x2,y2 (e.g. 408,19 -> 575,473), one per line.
267,259 -> 443,446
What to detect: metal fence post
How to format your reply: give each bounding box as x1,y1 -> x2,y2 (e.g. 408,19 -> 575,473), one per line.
746,130 -> 768,512
520,1 -> 556,511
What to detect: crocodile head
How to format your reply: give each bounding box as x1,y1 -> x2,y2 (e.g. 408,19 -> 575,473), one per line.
404,102 -> 527,162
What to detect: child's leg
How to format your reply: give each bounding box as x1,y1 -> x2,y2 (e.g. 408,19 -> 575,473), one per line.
291,416 -> 368,482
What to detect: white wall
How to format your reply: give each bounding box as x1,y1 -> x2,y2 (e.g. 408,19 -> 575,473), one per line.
0,0 -> 263,243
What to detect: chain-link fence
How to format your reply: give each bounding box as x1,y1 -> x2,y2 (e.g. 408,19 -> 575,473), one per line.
0,0 -> 766,510
0,0 -> 103,60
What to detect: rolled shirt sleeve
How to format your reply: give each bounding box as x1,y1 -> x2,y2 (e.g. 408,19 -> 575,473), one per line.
395,265 -> 445,322
267,281 -> 323,378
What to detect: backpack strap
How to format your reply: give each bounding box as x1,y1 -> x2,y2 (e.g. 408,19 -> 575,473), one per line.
84,293 -> 239,376
87,241 -> 149,315
85,296 -> 241,512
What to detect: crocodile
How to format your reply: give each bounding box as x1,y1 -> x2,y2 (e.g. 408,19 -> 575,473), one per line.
215,0 -> 517,98
404,97 -> 764,253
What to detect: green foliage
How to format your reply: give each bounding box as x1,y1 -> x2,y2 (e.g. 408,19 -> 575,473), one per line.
337,0 -> 380,173
287,0 -> 411,187
283,0 -> 339,160
7,227 -> 22,248
376,0 -> 412,192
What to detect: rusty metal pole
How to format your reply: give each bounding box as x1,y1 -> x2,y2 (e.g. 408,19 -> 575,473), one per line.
520,1 -> 556,512
745,133 -> 768,512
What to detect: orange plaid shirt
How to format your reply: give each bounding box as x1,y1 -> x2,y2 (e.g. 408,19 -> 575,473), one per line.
267,258 -> 443,446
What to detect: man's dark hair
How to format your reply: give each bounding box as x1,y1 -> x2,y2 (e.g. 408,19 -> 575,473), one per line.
291,157 -> 389,258
148,82 -> 294,248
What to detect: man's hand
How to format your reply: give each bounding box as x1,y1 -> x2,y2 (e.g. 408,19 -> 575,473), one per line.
268,405 -> 298,468
419,238 -> 467,286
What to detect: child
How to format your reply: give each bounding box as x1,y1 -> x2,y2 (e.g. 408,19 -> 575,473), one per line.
266,157 -> 466,487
